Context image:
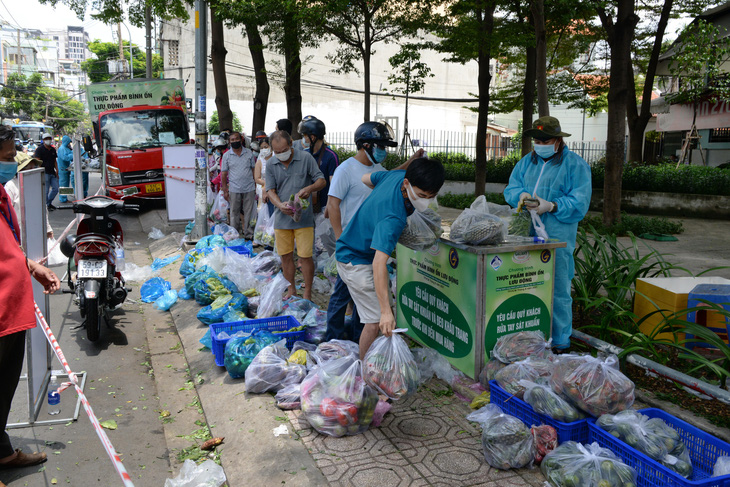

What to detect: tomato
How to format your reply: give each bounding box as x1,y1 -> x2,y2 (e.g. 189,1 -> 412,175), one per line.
320,397 -> 337,417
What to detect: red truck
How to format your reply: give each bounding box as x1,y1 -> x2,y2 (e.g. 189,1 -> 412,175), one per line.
87,79 -> 191,200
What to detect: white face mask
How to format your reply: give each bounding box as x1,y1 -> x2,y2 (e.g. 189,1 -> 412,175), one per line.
275,149 -> 292,162
301,137 -> 310,148
260,148 -> 271,157
44,140 -> 52,146
406,182 -> 435,213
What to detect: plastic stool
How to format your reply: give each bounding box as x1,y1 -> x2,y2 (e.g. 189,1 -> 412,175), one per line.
685,283 -> 730,349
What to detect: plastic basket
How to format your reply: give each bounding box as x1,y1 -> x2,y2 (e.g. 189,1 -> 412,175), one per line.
588,408 -> 730,487
210,315 -> 304,367
225,245 -> 252,256
489,380 -> 589,444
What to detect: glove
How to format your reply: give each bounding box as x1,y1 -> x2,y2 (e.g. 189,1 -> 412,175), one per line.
535,196 -> 552,215
518,192 -> 532,211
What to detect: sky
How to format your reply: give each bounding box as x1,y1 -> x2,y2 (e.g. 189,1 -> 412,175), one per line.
0,0 -> 147,46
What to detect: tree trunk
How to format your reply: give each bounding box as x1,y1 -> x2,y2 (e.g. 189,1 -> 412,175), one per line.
363,19 -> 372,121
626,0 -> 674,163
531,0 -> 549,117
474,2 -> 496,197
522,42 -> 537,157
245,23 -> 269,135
145,2 -> 152,79
210,8 -> 232,133
282,16 -> 302,138
600,0 -> 638,225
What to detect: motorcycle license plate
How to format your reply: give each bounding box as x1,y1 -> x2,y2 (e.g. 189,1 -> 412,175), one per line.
78,260 -> 107,278
145,183 -> 163,193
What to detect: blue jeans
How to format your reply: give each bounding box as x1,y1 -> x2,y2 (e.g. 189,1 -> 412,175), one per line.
45,174 -> 59,206
325,276 -> 362,342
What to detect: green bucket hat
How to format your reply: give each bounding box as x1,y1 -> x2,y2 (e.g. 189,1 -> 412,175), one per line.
524,116 -> 571,140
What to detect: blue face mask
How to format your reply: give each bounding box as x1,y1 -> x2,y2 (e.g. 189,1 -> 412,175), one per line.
534,143 -> 556,159
372,147 -> 388,164
0,162 -> 18,184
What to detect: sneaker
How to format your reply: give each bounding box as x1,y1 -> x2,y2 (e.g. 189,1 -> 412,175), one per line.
47,205 -> 55,212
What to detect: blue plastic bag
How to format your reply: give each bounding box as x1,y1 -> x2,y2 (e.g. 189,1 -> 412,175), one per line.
178,286 -> 192,300
226,238 -> 247,248
153,289 -> 178,311
199,328 -> 212,349
196,293 -> 248,325
195,235 -> 226,250
185,221 -> 194,235
224,329 -> 279,379
223,309 -> 249,323
184,266 -> 217,295
151,255 -> 181,271
179,252 -> 197,276
140,277 -> 171,303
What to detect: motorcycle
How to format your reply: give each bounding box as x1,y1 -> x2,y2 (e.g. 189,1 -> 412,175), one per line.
60,196 -> 135,341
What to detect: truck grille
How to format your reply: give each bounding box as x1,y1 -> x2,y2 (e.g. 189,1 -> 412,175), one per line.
121,169 -> 164,185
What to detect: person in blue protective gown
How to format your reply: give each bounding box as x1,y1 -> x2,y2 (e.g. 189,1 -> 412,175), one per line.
503,116 -> 592,351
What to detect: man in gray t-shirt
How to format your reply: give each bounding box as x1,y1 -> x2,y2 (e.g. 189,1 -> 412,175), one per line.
266,130 -> 325,300
221,131 -> 256,239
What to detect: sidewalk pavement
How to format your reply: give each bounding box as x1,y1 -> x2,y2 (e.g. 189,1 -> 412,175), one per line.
139,209 -> 730,486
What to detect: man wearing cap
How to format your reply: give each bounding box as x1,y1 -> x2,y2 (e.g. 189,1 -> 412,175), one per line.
6,153 -> 53,239
504,116 -> 592,352
33,133 -> 59,211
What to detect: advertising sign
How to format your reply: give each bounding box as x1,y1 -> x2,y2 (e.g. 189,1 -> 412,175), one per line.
656,100 -> 730,132
484,248 -> 554,358
87,79 -> 187,118
397,243 -> 478,375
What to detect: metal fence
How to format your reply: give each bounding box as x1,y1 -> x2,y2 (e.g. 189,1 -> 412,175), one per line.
327,130 -> 606,164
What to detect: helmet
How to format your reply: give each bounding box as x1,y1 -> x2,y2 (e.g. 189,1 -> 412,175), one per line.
15,140 -> 23,152
298,116 -> 326,139
354,121 -> 397,147
255,130 -> 268,140
219,131 -> 230,141
60,235 -> 76,259
213,137 -> 228,148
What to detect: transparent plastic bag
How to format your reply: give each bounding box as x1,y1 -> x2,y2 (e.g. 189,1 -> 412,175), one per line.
153,289 -> 179,311
479,358 -> 507,389
250,250 -> 281,277
254,204 -> 275,247
449,209 -> 505,245
541,441 -> 638,487
123,263 -> 156,282
164,459 -> 226,487
531,209 -> 549,240
284,194 -> 310,222
300,356 -> 379,437
713,456 -> 730,477
398,208 -> 443,250
303,308 -> 328,344
140,277 -> 171,303
596,410 -> 692,478
466,404 -> 535,469
223,329 -> 278,379
315,216 -> 336,256
494,357 -> 552,399
281,297 -> 316,322
492,330 -> 552,363
509,209 -> 532,237
551,354 -> 635,417
198,247 -> 228,274
148,227 -> 165,240
245,340 -> 307,394
311,339 -> 360,365
521,379 -> 584,423
257,273 -> 291,318
363,330 -> 420,400
47,238 -> 67,266
323,253 -> 339,283
275,384 -> 301,410
412,347 -> 461,385
209,191 -> 229,224
212,223 -> 239,242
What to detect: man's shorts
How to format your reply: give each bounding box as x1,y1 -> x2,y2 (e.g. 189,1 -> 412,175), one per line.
336,261 -> 384,324
274,227 -> 314,258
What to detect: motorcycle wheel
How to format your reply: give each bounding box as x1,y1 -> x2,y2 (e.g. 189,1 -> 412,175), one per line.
85,298 -> 102,342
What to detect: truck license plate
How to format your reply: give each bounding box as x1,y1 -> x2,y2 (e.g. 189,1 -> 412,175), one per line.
78,260 -> 107,278
145,183 -> 163,193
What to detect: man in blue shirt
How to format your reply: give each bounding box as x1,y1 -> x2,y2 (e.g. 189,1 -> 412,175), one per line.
336,157 -> 445,359
298,116 -> 339,213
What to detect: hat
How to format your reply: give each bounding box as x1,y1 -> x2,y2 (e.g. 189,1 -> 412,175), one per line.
523,116 -> 571,140
15,152 -> 41,171
42,132 -> 52,140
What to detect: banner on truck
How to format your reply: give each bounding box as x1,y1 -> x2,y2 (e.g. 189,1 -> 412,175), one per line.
87,80 -> 187,119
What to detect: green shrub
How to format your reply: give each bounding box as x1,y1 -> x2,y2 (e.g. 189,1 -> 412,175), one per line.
438,192 -> 507,209
592,162 -> 730,196
579,213 -> 684,236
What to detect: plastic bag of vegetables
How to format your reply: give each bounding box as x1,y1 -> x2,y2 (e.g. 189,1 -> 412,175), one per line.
254,205 -> 275,247
521,379 -> 585,423
223,329 -> 278,379
323,253 -> 339,283
714,456 -> 730,477
449,209 -> 505,246
542,441 -> 638,487
492,330 -> 552,363
596,410 -> 692,478
275,384 -> 301,410
398,208 -> 443,251
300,356 -> 379,437
303,308 -> 328,344
245,340 -> 307,394
466,404 -> 535,469
552,354 -> 635,417
257,273 -> 291,318
494,356 -> 554,399
196,293 -> 248,326
284,194 -> 310,222
479,358 -> 507,390
363,330 -> 420,400
532,424 -> 558,465
250,250 -> 281,277
312,339 -> 359,365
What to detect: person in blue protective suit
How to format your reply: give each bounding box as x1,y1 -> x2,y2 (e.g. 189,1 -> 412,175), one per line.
503,116 -> 592,352
58,136 -> 89,202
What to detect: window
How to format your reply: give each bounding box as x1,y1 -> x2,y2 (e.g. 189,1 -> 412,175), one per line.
709,127 -> 730,143
168,40 -> 179,67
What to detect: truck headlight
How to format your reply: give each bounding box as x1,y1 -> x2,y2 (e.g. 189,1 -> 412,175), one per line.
107,165 -> 122,186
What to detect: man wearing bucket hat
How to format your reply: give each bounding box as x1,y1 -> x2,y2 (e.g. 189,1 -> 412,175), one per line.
503,115 -> 592,352
6,152 -> 54,239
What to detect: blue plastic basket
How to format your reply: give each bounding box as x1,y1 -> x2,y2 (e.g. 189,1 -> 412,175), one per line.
209,315 -> 304,366
489,380 -> 589,444
225,245 -> 252,256
588,408 -> 730,487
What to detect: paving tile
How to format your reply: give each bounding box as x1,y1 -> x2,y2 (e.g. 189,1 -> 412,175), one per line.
314,451 -> 428,487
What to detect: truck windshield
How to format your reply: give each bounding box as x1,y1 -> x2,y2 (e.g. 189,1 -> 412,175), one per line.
100,109 -> 189,149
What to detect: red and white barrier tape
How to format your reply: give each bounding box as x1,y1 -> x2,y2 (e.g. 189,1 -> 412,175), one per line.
162,164 -> 191,170
38,218 -> 79,266
164,173 -> 195,184
34,302 -> 135,487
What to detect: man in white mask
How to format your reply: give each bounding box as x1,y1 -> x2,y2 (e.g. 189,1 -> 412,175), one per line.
265,131 -> 325,301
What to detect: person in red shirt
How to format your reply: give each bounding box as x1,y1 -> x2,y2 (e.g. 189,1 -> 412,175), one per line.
0,126 -> 60,482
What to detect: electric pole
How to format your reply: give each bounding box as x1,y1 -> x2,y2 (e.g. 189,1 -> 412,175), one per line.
145,2 -> 153,79
117,23 -> 124,74
191,0 -> 209,240
17,29 -> 21,75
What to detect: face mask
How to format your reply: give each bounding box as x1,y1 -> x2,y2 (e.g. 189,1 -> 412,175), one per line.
44,140 -> 51,147
301,137 -> 310,149
253,151 -> 259,159
230,141 -> 242,150
373,147 -> 387,164
0,162 -> 18,184
260,148 -> 271,157
534,143 -> 556,159
275,149 -> 292,162
406,182 -> 435,213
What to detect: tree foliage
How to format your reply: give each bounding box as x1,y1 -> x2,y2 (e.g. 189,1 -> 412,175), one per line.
208,110 -> 242,135
82,39 -> 163,82
39,0 -> 188,28
387,43 -> 433,96
0,73 -> 88,134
